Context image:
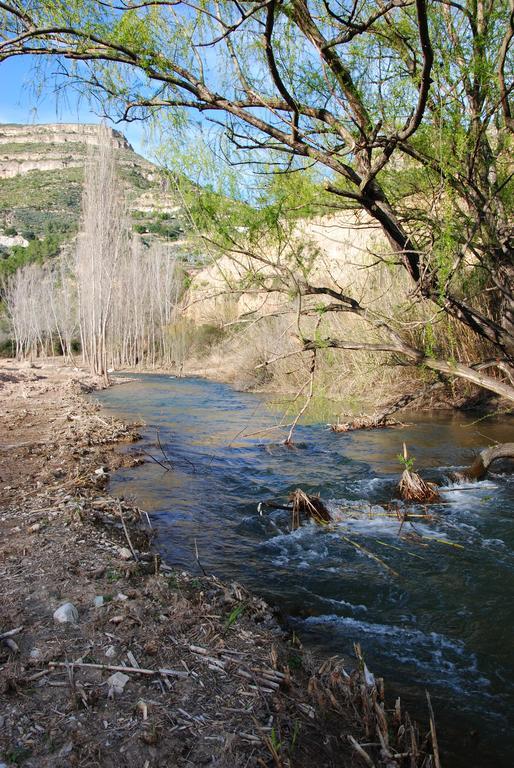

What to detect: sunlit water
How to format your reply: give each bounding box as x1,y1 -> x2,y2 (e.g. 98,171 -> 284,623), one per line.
96,374 -> 514,767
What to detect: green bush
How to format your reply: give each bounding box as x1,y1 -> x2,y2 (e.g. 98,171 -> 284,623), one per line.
0,338 -> 15,358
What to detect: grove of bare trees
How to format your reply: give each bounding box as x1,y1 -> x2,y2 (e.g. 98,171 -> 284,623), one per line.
4,128 -> 185,377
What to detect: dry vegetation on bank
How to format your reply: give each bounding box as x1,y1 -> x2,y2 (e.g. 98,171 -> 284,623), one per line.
0,361 -> 439,768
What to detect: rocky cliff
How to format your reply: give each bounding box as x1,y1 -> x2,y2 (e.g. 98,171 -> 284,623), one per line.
0,123 -> 154,179
0,122 -> 190,251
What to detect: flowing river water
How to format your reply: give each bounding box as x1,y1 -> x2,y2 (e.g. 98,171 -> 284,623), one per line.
96,374 -> 514,767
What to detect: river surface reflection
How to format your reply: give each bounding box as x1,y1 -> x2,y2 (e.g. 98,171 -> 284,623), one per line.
96,374 -> 514,768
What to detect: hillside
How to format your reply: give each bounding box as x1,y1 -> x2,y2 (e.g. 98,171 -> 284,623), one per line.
0,122 -> 192,275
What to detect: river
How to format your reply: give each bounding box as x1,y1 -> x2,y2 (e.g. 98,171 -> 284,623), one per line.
96,374 -> 514,767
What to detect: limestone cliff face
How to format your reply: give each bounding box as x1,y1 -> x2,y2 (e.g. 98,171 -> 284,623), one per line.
0,123 -> 131,148
185,211 -> 406,324
0,123 -> 150,179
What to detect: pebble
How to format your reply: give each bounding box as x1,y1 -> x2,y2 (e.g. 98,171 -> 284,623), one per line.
118,547 -> 132,560
27,522 -> 42,533
30,648 -> 41,660
107,671 -> 129,695
53,602 -> 79,624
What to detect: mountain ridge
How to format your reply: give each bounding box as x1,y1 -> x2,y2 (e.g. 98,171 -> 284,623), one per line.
0,122 -> 191,272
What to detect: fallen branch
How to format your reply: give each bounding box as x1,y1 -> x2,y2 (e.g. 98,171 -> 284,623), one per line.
290,489 -> 331,530
48,661 -> 189,678
117,500 -> 139,562
331,415 -> 406,433
454,442 -> 514,481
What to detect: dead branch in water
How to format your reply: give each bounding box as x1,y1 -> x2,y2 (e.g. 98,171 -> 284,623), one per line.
454,442 -> 514,481
285,350 -> 316,446
397,444 -> 441,503
331,381 -> 445,433
290,489 -> 331,530
331,414 -> 406,432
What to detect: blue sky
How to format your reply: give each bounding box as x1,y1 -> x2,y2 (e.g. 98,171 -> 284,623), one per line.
0,56 -> 148,157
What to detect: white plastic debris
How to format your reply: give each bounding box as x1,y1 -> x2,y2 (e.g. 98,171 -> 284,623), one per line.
53,602 -> 79,624
93,596 -> 104,608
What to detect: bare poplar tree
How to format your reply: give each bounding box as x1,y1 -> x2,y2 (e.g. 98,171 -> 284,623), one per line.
76,124 -> 129,381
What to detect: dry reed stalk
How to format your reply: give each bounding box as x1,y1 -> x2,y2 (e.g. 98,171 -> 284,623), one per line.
398,471 -> 441,503
397,444 -> 441,503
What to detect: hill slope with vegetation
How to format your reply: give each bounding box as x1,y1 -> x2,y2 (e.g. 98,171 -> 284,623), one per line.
0,122 -> 191,277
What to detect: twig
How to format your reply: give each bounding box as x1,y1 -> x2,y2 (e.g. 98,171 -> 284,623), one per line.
347,735 -> 376,767
117,500 -> 139,562
285,349 -> 316,446
48,661 -> 188,678
194,538 -> 207,576
426,691 -> 441,768
156,429 -> 174,469
141,448 -> 171,472
338,535 -> 399,577
0,626 -> 23,640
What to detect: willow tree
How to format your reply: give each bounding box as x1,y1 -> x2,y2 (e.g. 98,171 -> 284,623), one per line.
1,1 -> 512,400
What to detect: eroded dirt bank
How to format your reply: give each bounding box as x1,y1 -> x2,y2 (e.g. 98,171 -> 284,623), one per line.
0,360 -> 435,768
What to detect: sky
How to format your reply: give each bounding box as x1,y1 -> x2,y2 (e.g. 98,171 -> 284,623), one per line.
0,56 -> 148,157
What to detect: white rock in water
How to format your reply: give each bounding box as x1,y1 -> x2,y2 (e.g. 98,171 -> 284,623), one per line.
107,671 -> 129,695
118,547 -> 132,560
53,602 -> 79,624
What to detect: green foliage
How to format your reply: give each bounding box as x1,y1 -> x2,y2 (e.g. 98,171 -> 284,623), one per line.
287,652 -> 302,670
0,167 -> 83,214
0,232 -> 64,278
134,220 -> 182,239
423,322 -> 436,358
0,338 -> 15,357
224,602 -> 245,630
397,453 -> 415,472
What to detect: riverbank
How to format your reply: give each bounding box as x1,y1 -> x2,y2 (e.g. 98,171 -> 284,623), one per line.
0,360 -> 437,768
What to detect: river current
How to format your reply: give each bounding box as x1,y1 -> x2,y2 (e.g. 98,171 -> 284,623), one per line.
96,374 -> 514,767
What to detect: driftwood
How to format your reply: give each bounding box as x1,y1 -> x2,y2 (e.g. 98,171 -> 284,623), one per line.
455,442 -> 514,481
331,415 -> 405,432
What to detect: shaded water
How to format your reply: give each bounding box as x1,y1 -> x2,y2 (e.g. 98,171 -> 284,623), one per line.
96,374 -> 514,767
